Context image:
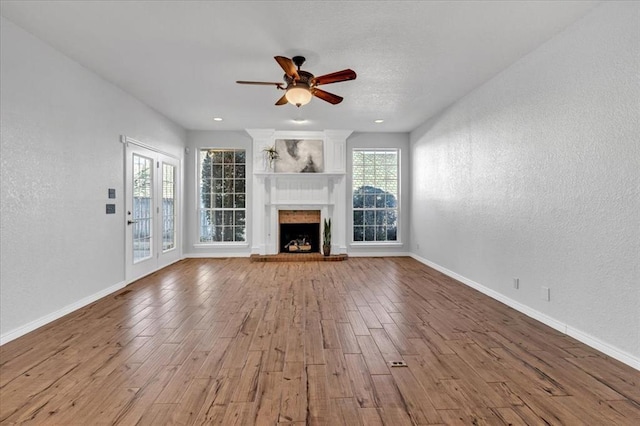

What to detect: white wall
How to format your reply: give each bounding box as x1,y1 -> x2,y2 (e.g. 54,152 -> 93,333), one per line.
0,18 -> 186,342
347,132 -> 411,256
410,1 -> 639,367
184,130 -> 253,257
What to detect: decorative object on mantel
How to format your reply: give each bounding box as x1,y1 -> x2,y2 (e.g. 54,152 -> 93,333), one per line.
262,145 -> 279,170
323,218 -> 332,256
274,139 -> 323,173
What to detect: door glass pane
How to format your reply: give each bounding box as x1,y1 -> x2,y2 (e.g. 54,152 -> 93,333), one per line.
133,154 -> 153,262
162,163 -> 175,251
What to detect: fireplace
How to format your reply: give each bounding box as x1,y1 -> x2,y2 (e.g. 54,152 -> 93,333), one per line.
279,210 -> 321,253
250,129 -> 352,255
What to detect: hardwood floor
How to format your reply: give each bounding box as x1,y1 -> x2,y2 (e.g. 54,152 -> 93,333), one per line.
1,257 -> 638,425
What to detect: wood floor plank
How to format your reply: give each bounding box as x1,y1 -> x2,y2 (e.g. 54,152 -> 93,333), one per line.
279,361 -> 307,423
347,310 -> 371,336
1,257 -> 638,425
254,371 -> 283,426
320,319 -> 341,349
307,364 -> 332,425
356,335 -> 390,375
335,322 -> 361,354
344,353 -> 376,408
389,366 -> 442,424
324,348 -> 353,399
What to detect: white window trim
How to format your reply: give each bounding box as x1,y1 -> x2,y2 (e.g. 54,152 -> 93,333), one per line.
197,147 -> 248,245
351,148 -> 401,244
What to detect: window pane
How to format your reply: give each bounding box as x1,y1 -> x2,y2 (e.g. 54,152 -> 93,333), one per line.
214,210 -> 223,226
211,150 -> 223,163
354,226 -> 364,241
353,211 -> 363,226
214,194 -> 223,208
224,211 -> 233,225
364,226 -> 375,241
234,226 -> 246,242
235,194 -> 246,208
162,163 -> 175,251
133,154 -> 153,262
223,165 -> 234,179
387,226 -> 397,241
364,194 -> 375,208
234,211 -> 246,226
364,210 -> 375,225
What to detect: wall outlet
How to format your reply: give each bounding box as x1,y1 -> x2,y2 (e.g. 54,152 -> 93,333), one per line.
513,278 -> 519,289
416,243 -> 420,250
541,286 -> 551,301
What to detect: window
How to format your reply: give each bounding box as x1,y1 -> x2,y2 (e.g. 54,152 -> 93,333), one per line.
162,163 -> 176,251
199,149 -> 246,242
352,149 -> 398,242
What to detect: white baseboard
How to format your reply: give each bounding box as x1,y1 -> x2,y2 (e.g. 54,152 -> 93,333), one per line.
410,254 -> 640,371
0,280 -> 127,346
184,252 -> 251,258
347,251 -> 412,257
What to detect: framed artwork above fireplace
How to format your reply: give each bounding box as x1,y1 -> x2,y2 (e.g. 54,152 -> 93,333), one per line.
274,139 -> 324,173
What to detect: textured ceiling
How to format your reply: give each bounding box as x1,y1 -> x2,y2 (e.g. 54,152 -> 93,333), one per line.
0,1 -> 600,132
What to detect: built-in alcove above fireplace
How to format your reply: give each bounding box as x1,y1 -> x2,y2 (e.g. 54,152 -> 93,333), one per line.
248,129 -> 352,255
279,210 -> 321,253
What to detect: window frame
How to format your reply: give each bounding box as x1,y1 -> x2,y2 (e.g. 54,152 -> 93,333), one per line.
351,148 -> 401,245
196,147 -> 248,245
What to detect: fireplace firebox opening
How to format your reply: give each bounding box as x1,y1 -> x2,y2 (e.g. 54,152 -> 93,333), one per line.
278,210 -> 321,254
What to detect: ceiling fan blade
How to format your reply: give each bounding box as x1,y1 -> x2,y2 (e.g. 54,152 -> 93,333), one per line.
313,69 -> 357,86
275,94 -> 288,106
237,80 -> 284,89
312,88 -> 343,105
274,56 -> 300,81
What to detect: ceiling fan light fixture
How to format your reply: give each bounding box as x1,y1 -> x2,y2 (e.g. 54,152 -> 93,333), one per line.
285,84 -> 312,107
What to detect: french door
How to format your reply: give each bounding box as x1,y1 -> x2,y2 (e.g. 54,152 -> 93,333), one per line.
125,141 -> 180,283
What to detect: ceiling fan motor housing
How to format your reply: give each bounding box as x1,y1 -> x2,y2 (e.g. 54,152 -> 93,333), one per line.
285,70 -> 314,88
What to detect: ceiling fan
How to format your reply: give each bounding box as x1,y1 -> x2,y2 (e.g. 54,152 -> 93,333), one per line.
236,56 -> 356,107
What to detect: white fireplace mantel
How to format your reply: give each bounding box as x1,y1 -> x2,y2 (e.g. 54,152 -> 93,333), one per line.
248,129 -> 352,255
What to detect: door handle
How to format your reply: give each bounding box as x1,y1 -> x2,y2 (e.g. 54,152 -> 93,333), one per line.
127,220 -> 137,225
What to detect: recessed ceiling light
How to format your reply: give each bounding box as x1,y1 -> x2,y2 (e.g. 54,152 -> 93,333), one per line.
374,119 -> 384,123
213,117 -> 223,122
293,118 -> 307,123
